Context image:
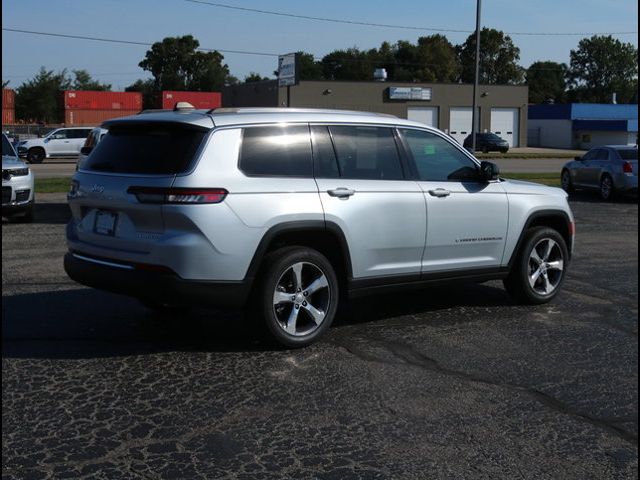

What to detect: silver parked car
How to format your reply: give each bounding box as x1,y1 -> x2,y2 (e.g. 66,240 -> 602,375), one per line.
64,107 -> 575,347
561,145 -> 638,200
2,133 -> 35,222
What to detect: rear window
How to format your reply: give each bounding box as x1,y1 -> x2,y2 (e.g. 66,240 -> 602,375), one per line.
617,149 -> 638,160
83,124 -> 206,174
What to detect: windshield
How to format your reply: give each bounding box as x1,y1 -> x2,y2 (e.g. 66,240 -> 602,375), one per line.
617,149 -> 638,160
82,124 -> 207,174
2,134 -> 17,157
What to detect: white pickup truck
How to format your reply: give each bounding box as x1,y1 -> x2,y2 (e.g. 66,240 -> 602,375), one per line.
17,127 -> 92,163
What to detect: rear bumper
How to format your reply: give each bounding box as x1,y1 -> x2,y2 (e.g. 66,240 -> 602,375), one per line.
618,175 -> 638,195
64,251 -> 251,308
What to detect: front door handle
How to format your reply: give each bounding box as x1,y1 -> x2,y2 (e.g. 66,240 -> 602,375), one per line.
327,188 -> 355,198
428,188 -> 451,198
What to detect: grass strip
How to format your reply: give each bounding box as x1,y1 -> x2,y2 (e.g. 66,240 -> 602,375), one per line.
501,172 -> 561,187
35,177 -> 72,193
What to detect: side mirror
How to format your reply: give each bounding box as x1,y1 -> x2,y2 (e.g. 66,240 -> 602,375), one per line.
80,146 -> 93,155
480,161 -> 500,181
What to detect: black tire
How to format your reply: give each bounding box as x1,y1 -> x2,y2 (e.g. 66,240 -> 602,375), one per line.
27,148 -> 45,164
482,146 -> 489,154
503,226 -> 569,305
500,148 -> 509,154
561,169 -> 574,193
252,246 -> 339,348
599,174 -> 615,201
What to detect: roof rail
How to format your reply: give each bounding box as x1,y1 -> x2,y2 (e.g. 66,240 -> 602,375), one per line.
137,108 -> 172,115
207,107 -> 397,118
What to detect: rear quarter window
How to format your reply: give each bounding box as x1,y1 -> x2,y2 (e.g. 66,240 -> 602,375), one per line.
82,124 -> 207,174
239,125 -> 312,177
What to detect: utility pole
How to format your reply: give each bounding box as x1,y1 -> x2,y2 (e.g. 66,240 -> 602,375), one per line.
471,0 -> 482,153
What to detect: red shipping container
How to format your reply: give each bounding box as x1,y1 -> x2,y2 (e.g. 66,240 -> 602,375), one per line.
2,89 -> 15,109
161,91 -> 221,110
64,109 -> 139,126
2,109 -> 15,125
63,91 -> 142,111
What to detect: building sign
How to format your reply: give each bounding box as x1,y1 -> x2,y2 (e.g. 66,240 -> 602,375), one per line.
278,53 -> 299,87
388,87 -> 432,101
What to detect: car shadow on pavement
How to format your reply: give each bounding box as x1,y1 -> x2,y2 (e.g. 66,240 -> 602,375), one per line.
2,281 -> 514,359
335,281 -> 513,328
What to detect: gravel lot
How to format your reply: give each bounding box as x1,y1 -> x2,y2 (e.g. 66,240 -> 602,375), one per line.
2,194 -> 638,479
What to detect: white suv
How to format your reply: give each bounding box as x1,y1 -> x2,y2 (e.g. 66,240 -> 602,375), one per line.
64,107 -> 575,347
18,127 -> 92,163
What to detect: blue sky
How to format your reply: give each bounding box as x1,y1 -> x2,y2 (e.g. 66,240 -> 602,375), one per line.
2,0 -> 638,90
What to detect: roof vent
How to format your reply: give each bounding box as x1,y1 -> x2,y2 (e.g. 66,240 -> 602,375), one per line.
374,68 -> 387,82
174,102 -> 195,111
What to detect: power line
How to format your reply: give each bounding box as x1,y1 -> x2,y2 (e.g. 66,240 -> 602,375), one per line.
2,28 -> 281,57
184,0 -> 638,36
3,27 -> 631,73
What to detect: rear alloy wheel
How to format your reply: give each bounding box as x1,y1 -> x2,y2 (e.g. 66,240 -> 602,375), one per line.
600,174 -> 614,201
504,227 -> 568,304
561,169 -> 574,193
255,247 -> 338,348
27,148 -> 45,164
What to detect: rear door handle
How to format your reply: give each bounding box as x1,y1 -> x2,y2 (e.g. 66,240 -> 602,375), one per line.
327,188 -> 355,198
428,188 -> 451,198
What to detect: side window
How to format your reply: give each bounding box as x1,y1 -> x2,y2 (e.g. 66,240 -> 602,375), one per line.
594,149 -> 609,160
310,126 -> 339,178
328,126 -> 403,180
582,149 -> 598,160
239,125 -> 312,177
69,129 -> 90,139
51,130 -> 68,139
399,128 -> 479,182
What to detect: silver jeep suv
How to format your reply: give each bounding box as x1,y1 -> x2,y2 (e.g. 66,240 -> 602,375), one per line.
65,107 -> 575,347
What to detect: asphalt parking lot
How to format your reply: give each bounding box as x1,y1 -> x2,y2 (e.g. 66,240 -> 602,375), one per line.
2,194 -> 638,479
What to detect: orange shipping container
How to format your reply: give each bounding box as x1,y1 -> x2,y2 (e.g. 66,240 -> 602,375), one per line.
2,89 -> 15,109
2,109 -> 15,125
161,91 -> 221,110
63,91 -> 142,110
64,109 -> 139,126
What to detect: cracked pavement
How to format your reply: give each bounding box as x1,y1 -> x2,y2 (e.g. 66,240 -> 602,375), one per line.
2,194 -> 638,479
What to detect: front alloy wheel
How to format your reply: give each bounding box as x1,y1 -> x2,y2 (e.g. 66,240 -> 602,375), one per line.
527,238 -> 564,296
503,226 -> 569,304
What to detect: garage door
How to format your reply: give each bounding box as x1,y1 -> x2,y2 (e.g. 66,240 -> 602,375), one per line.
490,108 -> 519,147
449,107 -> 473,145
407,107 -> 438,128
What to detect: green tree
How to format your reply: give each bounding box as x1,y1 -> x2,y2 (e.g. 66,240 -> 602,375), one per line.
321,47 -> 373,81
138,35 -> 232,91
526,61 -> 568,103
458,28 -> 524,84
297,52 -> 323,80
125,78 -> 156,109
2,80 -> 9,88
567,35 -> 638,103
71,69 -> 111,91
15,67 -> 71,123
244,72 -> 270,83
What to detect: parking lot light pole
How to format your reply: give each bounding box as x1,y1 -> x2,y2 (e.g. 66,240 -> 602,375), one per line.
471,0 -> 482,153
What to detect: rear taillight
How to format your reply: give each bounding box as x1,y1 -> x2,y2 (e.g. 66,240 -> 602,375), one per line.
623,161 -> 633,174
127,187 -> 227,204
